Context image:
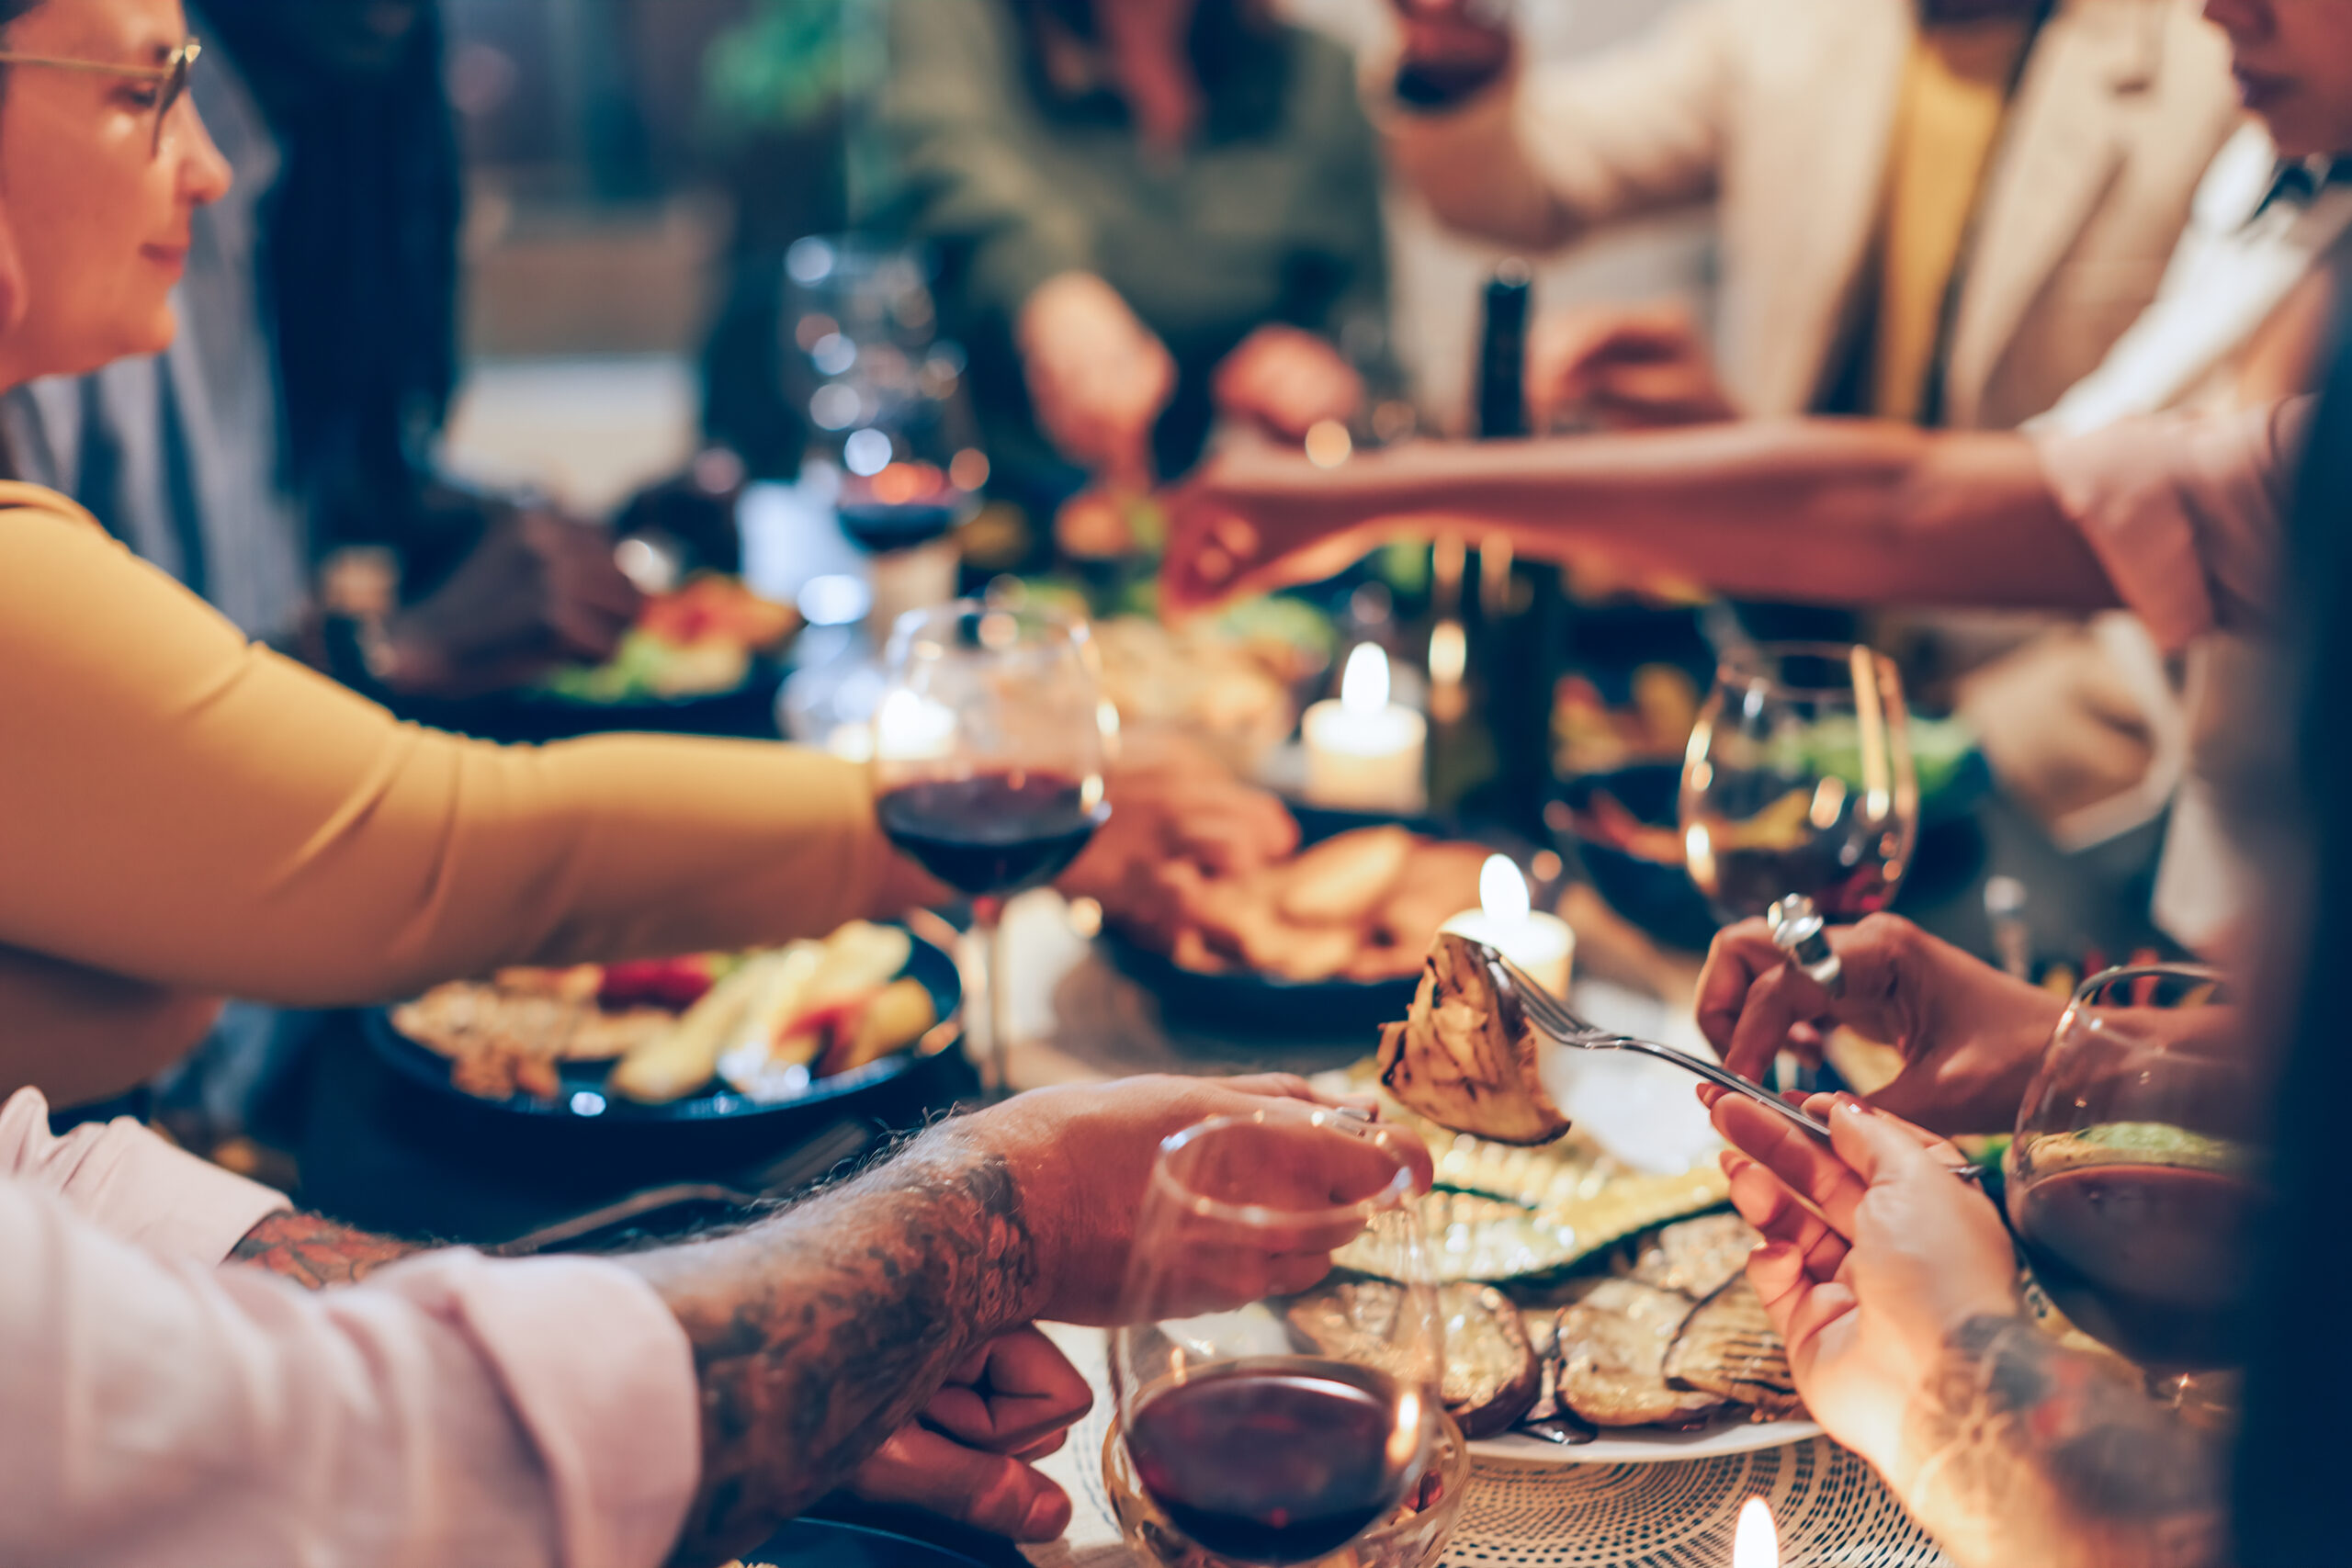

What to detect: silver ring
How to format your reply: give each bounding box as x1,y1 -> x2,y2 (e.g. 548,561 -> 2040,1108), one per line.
1768,895 -> 1845,999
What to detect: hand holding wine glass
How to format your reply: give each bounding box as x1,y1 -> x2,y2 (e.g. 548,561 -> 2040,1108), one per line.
1109,1112 -> 1444,1568
872,600 -> 1114,1095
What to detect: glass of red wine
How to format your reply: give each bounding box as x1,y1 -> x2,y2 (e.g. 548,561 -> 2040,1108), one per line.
871,600 -> 1112,1097
1107,1113 -> 1444,1568
1679,641 -> 1920,924
2007,964 -> 2268,1404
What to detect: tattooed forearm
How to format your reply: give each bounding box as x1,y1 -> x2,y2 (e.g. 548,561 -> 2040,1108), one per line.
619,1122 -> 1043,1567
227,1212 -> 425,1289
1900,1315 -> 2226,1568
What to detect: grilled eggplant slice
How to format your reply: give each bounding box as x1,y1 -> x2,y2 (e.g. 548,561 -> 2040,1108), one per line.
1437,1283 -> 1543,1438
1662,1275 -> 1805,1420
1377,932 -> 1568,1145
1631,1213 -> 1761,1301
1555,1280 -> 1725,1427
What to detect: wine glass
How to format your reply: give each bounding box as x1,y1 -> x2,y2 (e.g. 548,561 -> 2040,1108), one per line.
871,600 -> 1113,1097
1108,1114 -> 1445,1568
1679,641 -> 1919,924
2007,964 -> 2268,1402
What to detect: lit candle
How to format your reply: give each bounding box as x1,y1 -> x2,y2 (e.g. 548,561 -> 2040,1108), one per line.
1442,855 -> 1575,994
1302,645 -> 1428,814
1732,1498 -> 1779,1568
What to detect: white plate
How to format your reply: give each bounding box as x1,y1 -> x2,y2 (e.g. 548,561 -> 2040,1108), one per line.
1470,1416 -> 1822,1465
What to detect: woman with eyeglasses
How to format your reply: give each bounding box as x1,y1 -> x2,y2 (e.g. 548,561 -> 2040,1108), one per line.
0,0 -> 1294,1107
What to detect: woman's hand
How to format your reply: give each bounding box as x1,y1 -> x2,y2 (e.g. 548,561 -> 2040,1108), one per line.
1018,272 -> 1177,492
1695,914 -> 2065,1134
846,1327 -> 1094,1540
1211,325 -> 1363,444
1708,1091 -> 2020,1487
1526,303 -> 1737,430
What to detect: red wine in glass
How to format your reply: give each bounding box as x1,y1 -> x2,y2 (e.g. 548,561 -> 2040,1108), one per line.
876,771 -> 1108,897
1125,1357 -> 1418,1566
2011,1164 -> 2265,1373
1703,839 -> 1907,922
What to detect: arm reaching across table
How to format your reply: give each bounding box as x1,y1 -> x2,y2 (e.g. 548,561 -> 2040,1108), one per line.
1162,401 -> 2304,656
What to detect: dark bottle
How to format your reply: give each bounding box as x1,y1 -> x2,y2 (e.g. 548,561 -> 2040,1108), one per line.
1462,261 -> 1562,836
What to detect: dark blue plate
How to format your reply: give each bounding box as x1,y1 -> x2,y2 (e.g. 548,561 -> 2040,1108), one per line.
363,922 -> 963,1126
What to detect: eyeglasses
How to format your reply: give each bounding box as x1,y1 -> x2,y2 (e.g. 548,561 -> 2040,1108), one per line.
0,38 -> 201,155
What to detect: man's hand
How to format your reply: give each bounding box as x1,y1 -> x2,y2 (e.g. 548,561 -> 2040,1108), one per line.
846,1328 -> 1092,1541
1018,272 -> 1178,491
1695,914 -> 2065,1134
1390,0 -> 1514,94
378,507 -> 645,697
1710,1092 -> 2019,1484
1527,303 -> 1737,430
620,1073 -> 1427,1562
965,1073 -> 1434,1325
1211,325 -> 1364,444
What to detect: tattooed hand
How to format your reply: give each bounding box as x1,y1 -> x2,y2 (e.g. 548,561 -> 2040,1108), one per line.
1710,1092 -> 2224,1568
619,1073 -> 1430,1564
227,1211 -> 424,1288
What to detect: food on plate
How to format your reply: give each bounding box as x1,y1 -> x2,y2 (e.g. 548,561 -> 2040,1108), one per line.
1661,1275 -> 1804,1419
538,575 -> 798,704
1128,828 -> 1487,987
1630,1212 -> 1759,1301
390,919 -> 940,1107
1091,615 -> 1296,773
1376,931 -> 1568,1145
1555,1279 -> 1725,1428
1436,1284 -> 1544,1438
1283,1277 -> 1542,1439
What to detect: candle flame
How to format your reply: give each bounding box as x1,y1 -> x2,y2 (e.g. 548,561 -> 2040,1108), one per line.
1733,1497 -> 1779,1568
1340,644 -> 1391,714
1478,854 -> 1531,924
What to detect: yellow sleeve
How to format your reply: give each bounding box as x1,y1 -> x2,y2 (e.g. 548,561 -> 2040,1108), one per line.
0,489 -> 908,1007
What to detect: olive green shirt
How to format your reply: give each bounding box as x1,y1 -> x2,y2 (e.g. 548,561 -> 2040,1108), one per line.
876,0 -> 1388,477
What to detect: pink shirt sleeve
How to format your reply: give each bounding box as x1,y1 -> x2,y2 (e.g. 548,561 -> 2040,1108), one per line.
1,1177 -> 700,1568
2030,400 -> 2312,655
0,1086 -> 289,1260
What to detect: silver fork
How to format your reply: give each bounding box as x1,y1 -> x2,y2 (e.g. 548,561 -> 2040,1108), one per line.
1463,938 -> 1986,1185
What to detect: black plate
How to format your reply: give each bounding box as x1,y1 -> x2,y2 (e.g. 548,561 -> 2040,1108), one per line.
742,1513 -> 1022,1568
363,923 -> 964,1126
1100,807 -> 1471,1040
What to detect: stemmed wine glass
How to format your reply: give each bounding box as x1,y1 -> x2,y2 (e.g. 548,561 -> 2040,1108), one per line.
871,600 -> 1113,1097
1679,642 -> 1920,924
2007,964 -> 2267,1403
1107,1114 -> 1446,1568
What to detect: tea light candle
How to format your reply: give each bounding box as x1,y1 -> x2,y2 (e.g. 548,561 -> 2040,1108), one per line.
1732,1497 -> 1779,1568
1442,855 -> 1575,994
1302,645 -> 1427,813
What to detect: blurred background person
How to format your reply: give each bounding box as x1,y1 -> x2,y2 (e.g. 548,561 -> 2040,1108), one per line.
874,0 -> 1390,556
1381,0 -> 2238,433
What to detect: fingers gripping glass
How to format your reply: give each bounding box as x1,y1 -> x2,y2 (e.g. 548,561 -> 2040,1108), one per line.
0,38 -> 202,153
